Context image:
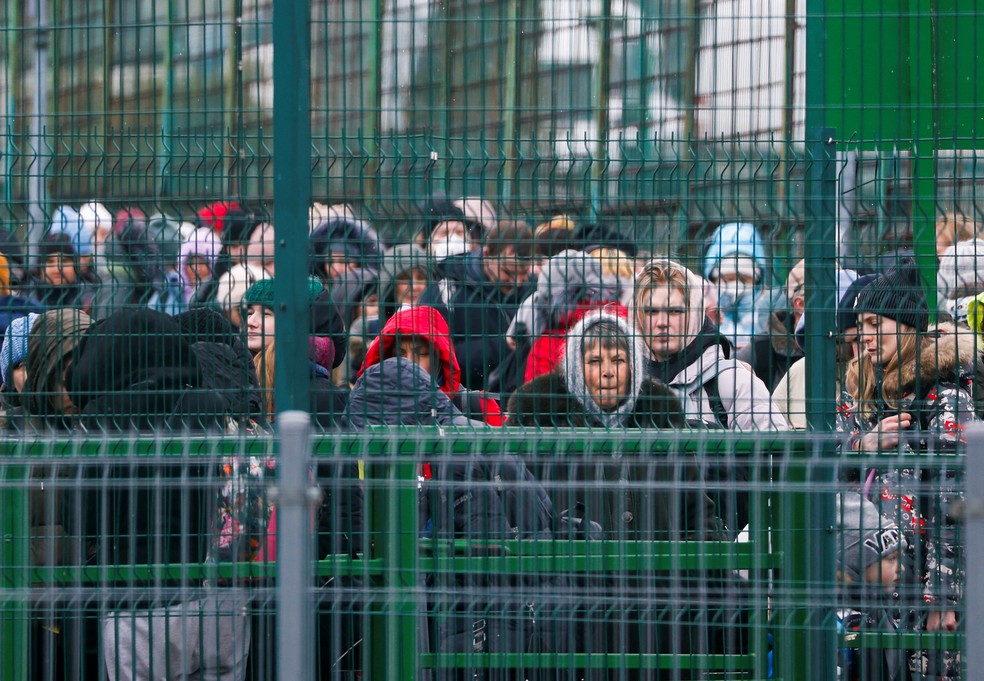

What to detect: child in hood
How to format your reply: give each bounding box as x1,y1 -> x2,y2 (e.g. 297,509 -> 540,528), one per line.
359,306 -> 503,425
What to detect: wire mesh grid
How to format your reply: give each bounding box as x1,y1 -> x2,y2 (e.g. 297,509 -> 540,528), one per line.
0,430 -> 972,679
0,0 -> 982,678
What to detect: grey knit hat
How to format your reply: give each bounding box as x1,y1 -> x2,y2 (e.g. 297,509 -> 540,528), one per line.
836,493 -> 901,583
937,239 -> 984,301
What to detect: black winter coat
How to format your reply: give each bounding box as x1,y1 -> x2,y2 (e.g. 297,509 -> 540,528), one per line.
507,372 -> 722,541
507,372 -> 740,676
420,251 -> 532,390
65,309 -> 230,603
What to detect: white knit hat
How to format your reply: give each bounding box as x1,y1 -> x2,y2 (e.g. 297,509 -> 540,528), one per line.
937,239 -> 984,300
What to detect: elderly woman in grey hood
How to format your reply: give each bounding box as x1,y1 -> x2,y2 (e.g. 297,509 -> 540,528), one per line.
506,249 -> 628,381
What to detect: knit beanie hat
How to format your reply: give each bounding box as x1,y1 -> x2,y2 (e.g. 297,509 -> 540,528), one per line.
853,262 -> 929,332
197,201 -> 242,236
246,222 -> 275,267
215,264 -> 266,315
49,205 -> 95,257
1,312 -> 40,386
180,227 -> 221,272
836,493 -> 901,583
937,239 -> 984,300
309,336 -> 335,371
703,222 -> 766,281
242,276 -> 324,311
145,214 -> 183,269
836,274 -> 878,333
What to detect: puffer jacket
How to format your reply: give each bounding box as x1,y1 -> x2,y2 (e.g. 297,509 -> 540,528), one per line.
64,309 -> 231,602
648,320 -> 789,432
360,305 -> 504,425
837,324 -> 975,611
345,357 -> 571,674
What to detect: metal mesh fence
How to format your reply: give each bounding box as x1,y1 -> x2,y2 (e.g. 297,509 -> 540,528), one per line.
0,429 -> 973,679
0,0 -> 982,678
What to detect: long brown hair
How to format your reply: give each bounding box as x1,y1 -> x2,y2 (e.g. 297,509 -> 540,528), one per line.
846,328 -> 920,418
254,340 -> 276,420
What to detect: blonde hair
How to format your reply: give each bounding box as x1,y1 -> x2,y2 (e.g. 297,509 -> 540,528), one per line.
845,328 -> 920,418
935,212 -> 981,256
633,260 -> 705,344
591,247 -> 635,279
254,340 -> 276,420
534,215 -> 576,239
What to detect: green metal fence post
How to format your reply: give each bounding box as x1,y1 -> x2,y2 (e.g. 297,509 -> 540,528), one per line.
361,0 -> 383,206
365,435 -> 419,680
0,460 -> 29,681
803,129 -> 839,680
588,0 -> 613,223
500,0 -> 521,206
272,0 -> 312,413
907,0 -> 940,310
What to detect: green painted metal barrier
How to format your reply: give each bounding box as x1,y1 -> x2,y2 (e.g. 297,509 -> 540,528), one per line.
0,431 -> 968,679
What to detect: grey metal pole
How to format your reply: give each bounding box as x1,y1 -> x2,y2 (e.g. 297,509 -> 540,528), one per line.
275,411 -> 316,681
964,423 -> 984,676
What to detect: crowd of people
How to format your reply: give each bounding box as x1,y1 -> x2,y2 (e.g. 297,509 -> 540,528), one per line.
5,196 -> 978,680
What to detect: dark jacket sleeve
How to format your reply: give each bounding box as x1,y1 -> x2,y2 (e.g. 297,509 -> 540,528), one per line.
317,461 -> 364,558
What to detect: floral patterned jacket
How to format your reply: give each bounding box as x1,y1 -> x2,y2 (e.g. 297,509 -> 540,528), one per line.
835,326 -> 976,607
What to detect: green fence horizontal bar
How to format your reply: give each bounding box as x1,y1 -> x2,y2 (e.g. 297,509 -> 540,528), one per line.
421,540 -> 781,571
419,652 -> 757,670
844,631 -> 964,650
8,557 -> 385,585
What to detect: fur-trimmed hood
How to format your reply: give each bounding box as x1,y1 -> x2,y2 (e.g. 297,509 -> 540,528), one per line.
880,322 -> 977,402
506,370 -> 686,428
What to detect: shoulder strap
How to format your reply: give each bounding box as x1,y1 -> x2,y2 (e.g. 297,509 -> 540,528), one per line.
703,375 -> 730,428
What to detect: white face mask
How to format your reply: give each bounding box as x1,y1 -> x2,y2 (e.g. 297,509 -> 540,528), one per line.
718,279 -> 750,305
429,234 -> 470,261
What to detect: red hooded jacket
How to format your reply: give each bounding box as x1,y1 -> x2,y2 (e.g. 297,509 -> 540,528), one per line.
524,301 -> 629,383
359,306 -> 504,426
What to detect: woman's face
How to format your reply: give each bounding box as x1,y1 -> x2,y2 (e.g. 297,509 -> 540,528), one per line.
638,285 -> 690,360
582,341 -> 630,411
11,364 -> 27,393
394,268 -> 428,307
429,221 -> 470,259
858,313 -> 912,366
396,337 -> 435,379
44,254 -> 77,287
246,304 -> 276,354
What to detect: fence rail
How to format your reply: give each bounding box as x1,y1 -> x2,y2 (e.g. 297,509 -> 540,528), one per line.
0,428 -> 971,679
